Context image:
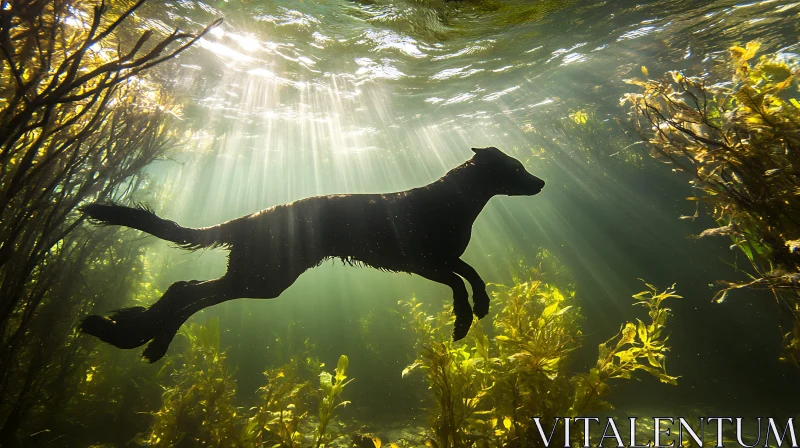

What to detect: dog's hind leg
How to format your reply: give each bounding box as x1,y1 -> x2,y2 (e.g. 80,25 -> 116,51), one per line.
81,277 -> 235,362
139,277 -> 235,362
142,266 -> 304,362
80,306 -> 153,349
411,267 -> 473,341
80,280 -> 202,351
449,259 -> 490,319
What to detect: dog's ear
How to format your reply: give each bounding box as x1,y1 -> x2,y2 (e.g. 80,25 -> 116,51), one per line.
471,147 -> 495,165
471,147 -> 500,154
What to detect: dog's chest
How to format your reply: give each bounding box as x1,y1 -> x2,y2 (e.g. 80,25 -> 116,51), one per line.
396,204 -> 475,255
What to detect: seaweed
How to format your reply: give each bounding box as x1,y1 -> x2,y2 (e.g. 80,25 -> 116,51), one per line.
352,433 -> 400,448
0,0 -> 218,441
570,281 -> 680,416
315,354 -> 354,447
488,265 -> 581,446
19,234 -> 169,447
400,251 -> 679,447
402,300 -> 490,446
622,41 -> 800,366
141,318 -> 354,447
243,362 -> 313,448
143,318 -> 242,447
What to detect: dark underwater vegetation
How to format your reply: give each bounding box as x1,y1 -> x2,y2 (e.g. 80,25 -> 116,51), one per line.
1,0 -> 799,446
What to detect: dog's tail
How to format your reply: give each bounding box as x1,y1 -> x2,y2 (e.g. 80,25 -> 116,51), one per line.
81,203 -> 227,250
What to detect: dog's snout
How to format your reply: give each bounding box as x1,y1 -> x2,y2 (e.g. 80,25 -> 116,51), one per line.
529,175 -> 545,192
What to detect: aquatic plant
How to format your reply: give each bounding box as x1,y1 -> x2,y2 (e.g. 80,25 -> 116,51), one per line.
49,244 -> 169,444
521,104 -> 645,179
0,0 -> 218,441
400,296 -> 494,448
570,281 -> 680,415
138,315 -> 355,448
144,318 -> 242,447
488,266 -> 581,447
2,231 -> 168,446
315,354 -> 354,448
560,107 -> 627,161
400,251 -> 679,447
622,41 -> 800,366
400,252 -> 579,447
241,353 -> 353,448
243,362 -> 313,448
352,433 -> 400,448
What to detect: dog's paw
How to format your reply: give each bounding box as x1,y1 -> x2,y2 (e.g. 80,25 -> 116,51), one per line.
142,341 -> 168,364
142,324 -> 181,363
452,313 -> 473,341
472,290 -> 490,319
80,307 -> 152,349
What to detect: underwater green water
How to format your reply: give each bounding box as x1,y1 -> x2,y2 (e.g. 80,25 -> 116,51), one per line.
5,0 -> 800,445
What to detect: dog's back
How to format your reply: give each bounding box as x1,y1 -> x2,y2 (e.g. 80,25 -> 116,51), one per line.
221,186 -> 474,272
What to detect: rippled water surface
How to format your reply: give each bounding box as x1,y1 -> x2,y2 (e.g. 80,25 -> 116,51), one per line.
130,0 -> 799,426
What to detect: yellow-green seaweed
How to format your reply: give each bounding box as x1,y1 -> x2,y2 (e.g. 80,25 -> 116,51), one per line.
400,251 -> 679,447
622,40 -> 800,367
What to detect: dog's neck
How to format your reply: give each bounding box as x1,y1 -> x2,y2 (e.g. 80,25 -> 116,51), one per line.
424,159 -> 496,220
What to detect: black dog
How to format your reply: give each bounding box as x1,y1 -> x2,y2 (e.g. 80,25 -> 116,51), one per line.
81,147 -> 545,362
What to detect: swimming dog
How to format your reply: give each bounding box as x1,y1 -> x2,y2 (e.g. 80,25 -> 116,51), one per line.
80,146 -> 545,362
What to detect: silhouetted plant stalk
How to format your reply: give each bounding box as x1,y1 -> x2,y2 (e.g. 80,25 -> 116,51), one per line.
0,0 -> 219,441
17,228 -> 161,447
621,41 -> 800,367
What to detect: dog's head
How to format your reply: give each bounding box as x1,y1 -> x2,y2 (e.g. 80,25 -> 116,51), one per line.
470,147 -> 545,196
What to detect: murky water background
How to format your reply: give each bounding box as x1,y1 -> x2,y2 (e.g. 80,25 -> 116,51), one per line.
114,0 -> 800,427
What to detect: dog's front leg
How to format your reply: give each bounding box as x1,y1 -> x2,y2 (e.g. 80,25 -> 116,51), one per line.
449,258 -> 490,319
411,267 -> 474,341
